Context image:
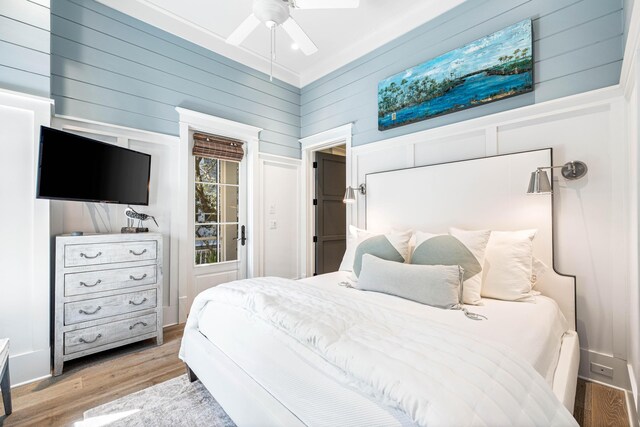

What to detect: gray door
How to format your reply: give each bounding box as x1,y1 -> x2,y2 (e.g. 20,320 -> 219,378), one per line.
315,152 -> 346,275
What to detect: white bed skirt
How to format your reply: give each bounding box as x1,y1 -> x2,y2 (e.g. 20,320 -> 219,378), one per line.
182,326 -> 306,426
182,324 -> 579,426
553,330 -> 580,411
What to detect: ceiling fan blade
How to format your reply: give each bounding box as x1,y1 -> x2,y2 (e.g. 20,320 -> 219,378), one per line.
281,18 -> 318,55
226,13 -> 261,46
294,0 -> 359,9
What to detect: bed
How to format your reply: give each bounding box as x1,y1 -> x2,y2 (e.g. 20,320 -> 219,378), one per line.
179,148 -> 580,426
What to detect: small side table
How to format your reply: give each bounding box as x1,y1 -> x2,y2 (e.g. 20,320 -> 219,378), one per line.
0,339 -> 11,416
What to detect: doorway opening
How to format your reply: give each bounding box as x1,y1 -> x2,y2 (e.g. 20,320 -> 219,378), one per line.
314,146 -> 346,275
299,123 -> 353,278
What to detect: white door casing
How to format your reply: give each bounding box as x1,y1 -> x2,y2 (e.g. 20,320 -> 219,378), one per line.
176,108 -> 261,322
299,123 -> 353,278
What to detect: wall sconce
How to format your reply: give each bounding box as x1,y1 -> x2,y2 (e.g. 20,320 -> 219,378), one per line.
527,161 -> 588,194
343,184 -> 366,203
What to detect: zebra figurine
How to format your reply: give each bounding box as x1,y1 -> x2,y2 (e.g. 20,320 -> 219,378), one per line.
125,206 -> 159,228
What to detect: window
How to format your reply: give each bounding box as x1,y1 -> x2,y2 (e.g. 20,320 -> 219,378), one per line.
194,157 -> 239,265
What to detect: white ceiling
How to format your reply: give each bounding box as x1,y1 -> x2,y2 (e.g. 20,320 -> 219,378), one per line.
96,0 -> 466,88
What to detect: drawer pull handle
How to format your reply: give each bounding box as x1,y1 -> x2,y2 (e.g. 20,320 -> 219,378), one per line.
79,306 -> 102,315
129,274 -> 147,281
80,252 -> 102,259
79,334 -> 102,344
129,321 -> 148,330
80,279 -> 102,288
129,249 -> 147,256
129,297 -> 148,306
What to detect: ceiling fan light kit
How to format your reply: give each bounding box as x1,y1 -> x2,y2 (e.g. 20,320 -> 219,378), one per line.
254,0 -> 289,26
226,0 -> 359,81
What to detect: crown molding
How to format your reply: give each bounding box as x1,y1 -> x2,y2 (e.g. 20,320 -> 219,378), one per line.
95,0 -> 463,88
96,0 -> 301,86
297,0 -> 465,87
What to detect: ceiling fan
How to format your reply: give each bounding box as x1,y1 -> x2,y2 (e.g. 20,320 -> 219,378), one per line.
227,0 -> 360,77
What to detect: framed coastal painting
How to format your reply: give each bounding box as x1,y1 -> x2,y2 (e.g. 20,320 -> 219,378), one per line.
378,19 -> 533,131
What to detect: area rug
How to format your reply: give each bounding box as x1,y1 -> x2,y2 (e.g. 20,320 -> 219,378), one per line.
77,375 -> 236,426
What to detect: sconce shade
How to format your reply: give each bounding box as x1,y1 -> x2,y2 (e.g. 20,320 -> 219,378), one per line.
343,186 -> 356,204
527,169 -> 552,194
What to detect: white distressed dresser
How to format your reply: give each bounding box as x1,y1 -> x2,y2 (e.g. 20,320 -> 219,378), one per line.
53,233 -> 163,376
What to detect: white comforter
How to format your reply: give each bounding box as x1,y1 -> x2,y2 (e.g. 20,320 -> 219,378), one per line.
181,277 -> 577,427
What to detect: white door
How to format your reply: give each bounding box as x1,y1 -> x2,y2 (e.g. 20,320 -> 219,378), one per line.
176,109 -> 262,323
188,148 -> 247,299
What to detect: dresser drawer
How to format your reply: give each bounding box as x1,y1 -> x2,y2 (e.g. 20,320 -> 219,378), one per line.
64,289 -> 157,325
64,264 -> 157,296
64,313 -> 157,355
64,241 -> 157,267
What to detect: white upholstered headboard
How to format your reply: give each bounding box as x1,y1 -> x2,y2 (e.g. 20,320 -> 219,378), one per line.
365,148 -> 576,330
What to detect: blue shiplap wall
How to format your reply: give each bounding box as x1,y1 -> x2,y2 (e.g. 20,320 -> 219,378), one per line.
50,0 -> 301,158
0,0 -> 51,98
301,0 -> 625,147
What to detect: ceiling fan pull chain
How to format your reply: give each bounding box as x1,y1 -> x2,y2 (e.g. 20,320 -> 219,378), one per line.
270,24 -> 274,82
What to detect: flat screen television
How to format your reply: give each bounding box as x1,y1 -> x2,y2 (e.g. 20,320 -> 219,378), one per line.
37,126 -> 151,205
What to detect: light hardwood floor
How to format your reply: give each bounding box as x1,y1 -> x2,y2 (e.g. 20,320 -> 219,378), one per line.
2,325 -> 185,427
574,379 -> 631,427
0,324 -> 630,426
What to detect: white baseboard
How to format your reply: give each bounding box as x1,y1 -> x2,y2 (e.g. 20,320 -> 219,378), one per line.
627,390 -> 639,427
629,364 -> 639,426
163,304 -> 178,327
579,349 -> 632,390
9,348 -> 50,386
12,373 -> 51,389
178,295 -> 189,324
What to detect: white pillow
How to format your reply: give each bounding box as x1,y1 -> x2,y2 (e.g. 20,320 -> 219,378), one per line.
481,229 -> 537,301
531,256 -> 548,288
357,254 -> 463,309
339,226 -> 373,271
411,228 -> 491,305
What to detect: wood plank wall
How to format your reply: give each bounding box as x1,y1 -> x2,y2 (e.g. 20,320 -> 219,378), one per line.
50,0 -> 301,158
4,0 -> 628,157
0,0 -> 51,98
300,0 -> 625,148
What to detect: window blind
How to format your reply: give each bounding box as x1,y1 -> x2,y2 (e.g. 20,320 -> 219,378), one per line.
192,132 -> 244,162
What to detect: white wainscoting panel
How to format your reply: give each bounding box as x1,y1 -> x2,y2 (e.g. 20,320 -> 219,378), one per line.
0,89 -> 52,385
626,39 -> 640,414
413,130 -> 486,167
497,104 -> 624,359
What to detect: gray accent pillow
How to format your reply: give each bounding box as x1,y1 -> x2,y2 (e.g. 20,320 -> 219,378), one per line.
353,235 -> 405,277
411,235 -> 481,282
356,254 -> 463,309
410,230 -> 491,305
